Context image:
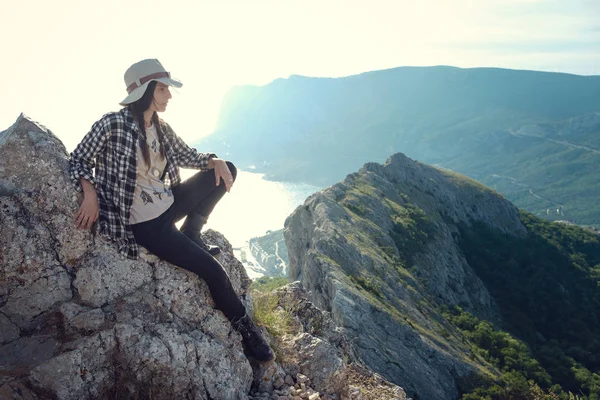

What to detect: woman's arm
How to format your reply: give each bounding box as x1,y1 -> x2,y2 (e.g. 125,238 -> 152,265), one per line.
69,115 -> 111,230
162,122 -> 215,170
207,156 -> 234,192
75,178 -> 100,230
69,115 -> 111,191
162,122 -> 234,191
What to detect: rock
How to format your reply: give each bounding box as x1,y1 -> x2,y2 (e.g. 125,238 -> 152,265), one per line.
251,357 -> 283,395
63,306 -> 106,335
284,152 -> 528,399
1,336 -> 59,373
273,375 -> 285,390
0,381 -> 39,400
0,313 -> 20,345
0,115 -> 253,399
252,283 -> 407,400
285,374 -> 295,386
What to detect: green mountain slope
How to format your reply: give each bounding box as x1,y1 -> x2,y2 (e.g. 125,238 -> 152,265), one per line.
198,66 -> 600,227
457,213 -> 600,398
284,152 -> 600,399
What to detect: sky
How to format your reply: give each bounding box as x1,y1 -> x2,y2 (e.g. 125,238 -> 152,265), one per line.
1,0 -> 598,151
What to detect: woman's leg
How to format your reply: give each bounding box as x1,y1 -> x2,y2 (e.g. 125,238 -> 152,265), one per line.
132,217 -> 245,321
169,162 -> 237,254
131,215 -> 275,362
171,161 -> 238,229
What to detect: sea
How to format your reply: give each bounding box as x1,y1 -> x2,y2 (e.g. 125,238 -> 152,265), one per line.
180,169 -> 320,278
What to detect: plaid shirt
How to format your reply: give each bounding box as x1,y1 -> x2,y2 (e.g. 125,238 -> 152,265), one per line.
69,107 -> 214,259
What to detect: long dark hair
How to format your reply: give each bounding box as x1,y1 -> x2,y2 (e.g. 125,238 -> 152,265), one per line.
127,80 -> 166,170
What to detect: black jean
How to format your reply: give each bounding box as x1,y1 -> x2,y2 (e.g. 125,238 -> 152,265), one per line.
131,162 -> 244,321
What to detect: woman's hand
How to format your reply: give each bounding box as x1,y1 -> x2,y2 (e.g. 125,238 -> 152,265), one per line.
75,179 -> 99,230
208,157 -> 234,192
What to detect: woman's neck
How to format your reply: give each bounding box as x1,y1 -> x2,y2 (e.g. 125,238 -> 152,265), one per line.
143,110 -> 154,128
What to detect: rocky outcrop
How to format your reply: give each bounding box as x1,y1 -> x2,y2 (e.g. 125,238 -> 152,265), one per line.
249,282 -> 407,400
284,153 -> 528,400
0,115 -> 253,399
0,114 -> 406,400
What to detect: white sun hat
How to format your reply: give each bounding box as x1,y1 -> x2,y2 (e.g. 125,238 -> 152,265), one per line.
119,59 -> 182,106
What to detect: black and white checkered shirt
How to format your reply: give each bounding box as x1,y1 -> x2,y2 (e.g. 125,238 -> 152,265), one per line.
69,107 -> 214,259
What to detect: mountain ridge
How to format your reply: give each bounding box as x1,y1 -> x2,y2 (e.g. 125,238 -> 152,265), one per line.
284,151 -> 600,399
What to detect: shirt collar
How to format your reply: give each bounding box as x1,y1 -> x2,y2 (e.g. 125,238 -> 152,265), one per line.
120,107 -> 141,139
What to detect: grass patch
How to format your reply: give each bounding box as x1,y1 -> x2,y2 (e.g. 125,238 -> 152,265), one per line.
388,202 -> 435,265
436,168 -> 498,195
252,293 -> 295,337
349,275 -> 383,299
250,276 -> 295,338
251,276 -> 290,293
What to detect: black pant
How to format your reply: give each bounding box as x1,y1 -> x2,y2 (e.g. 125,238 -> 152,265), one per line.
131,162 -> 244,321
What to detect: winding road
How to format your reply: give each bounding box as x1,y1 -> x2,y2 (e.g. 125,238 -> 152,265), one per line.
508,129 -> 600,154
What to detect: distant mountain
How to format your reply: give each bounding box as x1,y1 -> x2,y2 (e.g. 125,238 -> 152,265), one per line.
197,66 -> 600,227
284,152 -> 600,399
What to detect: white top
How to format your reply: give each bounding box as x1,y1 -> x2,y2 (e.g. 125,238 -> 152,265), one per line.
129,124 -> 174,224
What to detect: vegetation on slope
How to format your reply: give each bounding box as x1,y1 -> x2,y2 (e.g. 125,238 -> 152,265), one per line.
456,211 -> 600,398
333,172 -> 600,398
443,306 -> 584,400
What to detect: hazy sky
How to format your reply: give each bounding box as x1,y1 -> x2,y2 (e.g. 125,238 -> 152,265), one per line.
1,0 -> 598,151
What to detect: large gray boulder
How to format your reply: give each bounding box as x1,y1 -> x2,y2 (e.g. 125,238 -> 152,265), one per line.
0,115 -> 253,399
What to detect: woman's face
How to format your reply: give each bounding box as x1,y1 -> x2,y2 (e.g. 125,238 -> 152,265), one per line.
152,82 -> 172,113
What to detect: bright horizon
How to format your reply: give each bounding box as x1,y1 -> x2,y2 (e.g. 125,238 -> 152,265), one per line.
1,0 -> 598,152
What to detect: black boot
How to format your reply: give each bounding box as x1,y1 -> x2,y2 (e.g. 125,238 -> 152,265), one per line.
181,214 -> 221,256
182,230 -> 221,256
232,313 -> 275,363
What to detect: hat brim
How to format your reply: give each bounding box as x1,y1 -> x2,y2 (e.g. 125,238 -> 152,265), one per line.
119,77 -> 183,106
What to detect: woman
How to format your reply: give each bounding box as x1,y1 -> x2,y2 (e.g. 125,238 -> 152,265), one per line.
68,58 -> 274,363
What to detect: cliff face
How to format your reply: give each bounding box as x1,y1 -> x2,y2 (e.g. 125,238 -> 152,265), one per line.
284,153 -> 528,400
0,115 -> 406,400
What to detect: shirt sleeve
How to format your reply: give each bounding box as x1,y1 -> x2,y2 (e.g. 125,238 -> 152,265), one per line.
68,115 -> 111,192
163,122 -> 216,170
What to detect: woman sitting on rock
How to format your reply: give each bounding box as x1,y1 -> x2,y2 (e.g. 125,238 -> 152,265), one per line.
68,58 -> 274,363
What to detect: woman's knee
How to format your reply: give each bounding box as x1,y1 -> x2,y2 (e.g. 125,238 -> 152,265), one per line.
226,161 -> 238,182
198,257 -> 232,286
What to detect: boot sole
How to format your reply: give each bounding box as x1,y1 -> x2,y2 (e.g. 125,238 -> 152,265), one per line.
241,344 -> 276,363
